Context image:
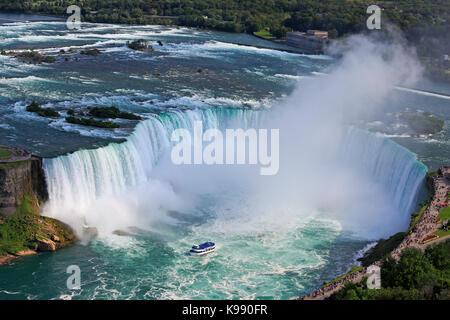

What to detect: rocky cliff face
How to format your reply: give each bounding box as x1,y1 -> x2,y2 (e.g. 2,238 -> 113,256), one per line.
30,156 -> 49,203
0,152 -> 76,265
0,156 -> 48,216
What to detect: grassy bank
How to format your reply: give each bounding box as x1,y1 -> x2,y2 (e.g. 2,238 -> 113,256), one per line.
253,30 -> 278,41
358,232 -> 406,267
0,148 -> 12,160
322,266 -> 363,288
438,207 -> 450,222
434,207 -> 450,237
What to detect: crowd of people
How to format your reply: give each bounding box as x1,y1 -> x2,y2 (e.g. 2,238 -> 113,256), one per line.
392,171 -> 449,259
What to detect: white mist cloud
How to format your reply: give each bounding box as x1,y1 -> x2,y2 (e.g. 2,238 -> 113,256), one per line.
155,33 -> 424,239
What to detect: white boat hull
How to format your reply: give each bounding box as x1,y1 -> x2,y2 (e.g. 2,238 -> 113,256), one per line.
190,246 -> 215,256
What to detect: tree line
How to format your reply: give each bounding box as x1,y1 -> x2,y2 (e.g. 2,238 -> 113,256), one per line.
330,240 -> 450,300
0,0 -> 448,39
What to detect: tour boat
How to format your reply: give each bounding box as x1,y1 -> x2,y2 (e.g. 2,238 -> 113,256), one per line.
190,242 -> 215,256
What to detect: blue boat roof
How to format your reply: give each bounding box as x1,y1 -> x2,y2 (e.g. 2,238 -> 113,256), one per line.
192,242 -> 215,249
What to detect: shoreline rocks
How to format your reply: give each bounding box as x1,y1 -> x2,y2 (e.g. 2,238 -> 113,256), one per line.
126,39 -> 154,52
37,238 -> 56,252
1,49 -> 55,64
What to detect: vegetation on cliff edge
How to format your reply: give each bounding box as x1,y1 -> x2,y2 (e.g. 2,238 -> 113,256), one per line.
0,148 -> 12,160
323,266 -> 364,287
358,232 -> 406,267
0,160 -> 30,170
26,101 -> 60,118
0,197 -> 75,257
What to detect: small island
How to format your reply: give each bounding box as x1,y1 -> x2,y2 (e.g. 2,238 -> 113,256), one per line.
400,112 -> 444,135
87,106 -> 142,120
26,101 -> 60,118
25,102 -> 142,128
126,39 -> 154,52
1,49 -> 55,64
80,48 -> 102,56
65,116 -> 120,129
65,106 -> 143,128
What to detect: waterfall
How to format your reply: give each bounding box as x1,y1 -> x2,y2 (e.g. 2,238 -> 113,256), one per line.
43,108 -> 263,217
42,108 -> 427,236
339,127 -> 427,218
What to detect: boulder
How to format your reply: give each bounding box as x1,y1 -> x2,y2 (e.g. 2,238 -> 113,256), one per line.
37,239 -> 56,252
51,235 -> 60,242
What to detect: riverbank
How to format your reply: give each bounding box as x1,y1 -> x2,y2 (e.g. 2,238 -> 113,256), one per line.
299,166 -> 450,300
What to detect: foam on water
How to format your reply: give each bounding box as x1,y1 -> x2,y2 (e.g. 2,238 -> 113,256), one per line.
158,40 -> 331,62
0,75 -> 52,84
394,86 -> 450,100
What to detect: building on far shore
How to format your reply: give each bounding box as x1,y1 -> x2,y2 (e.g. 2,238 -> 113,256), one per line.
442,166 -> 450,180
285,30 -> 329,53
